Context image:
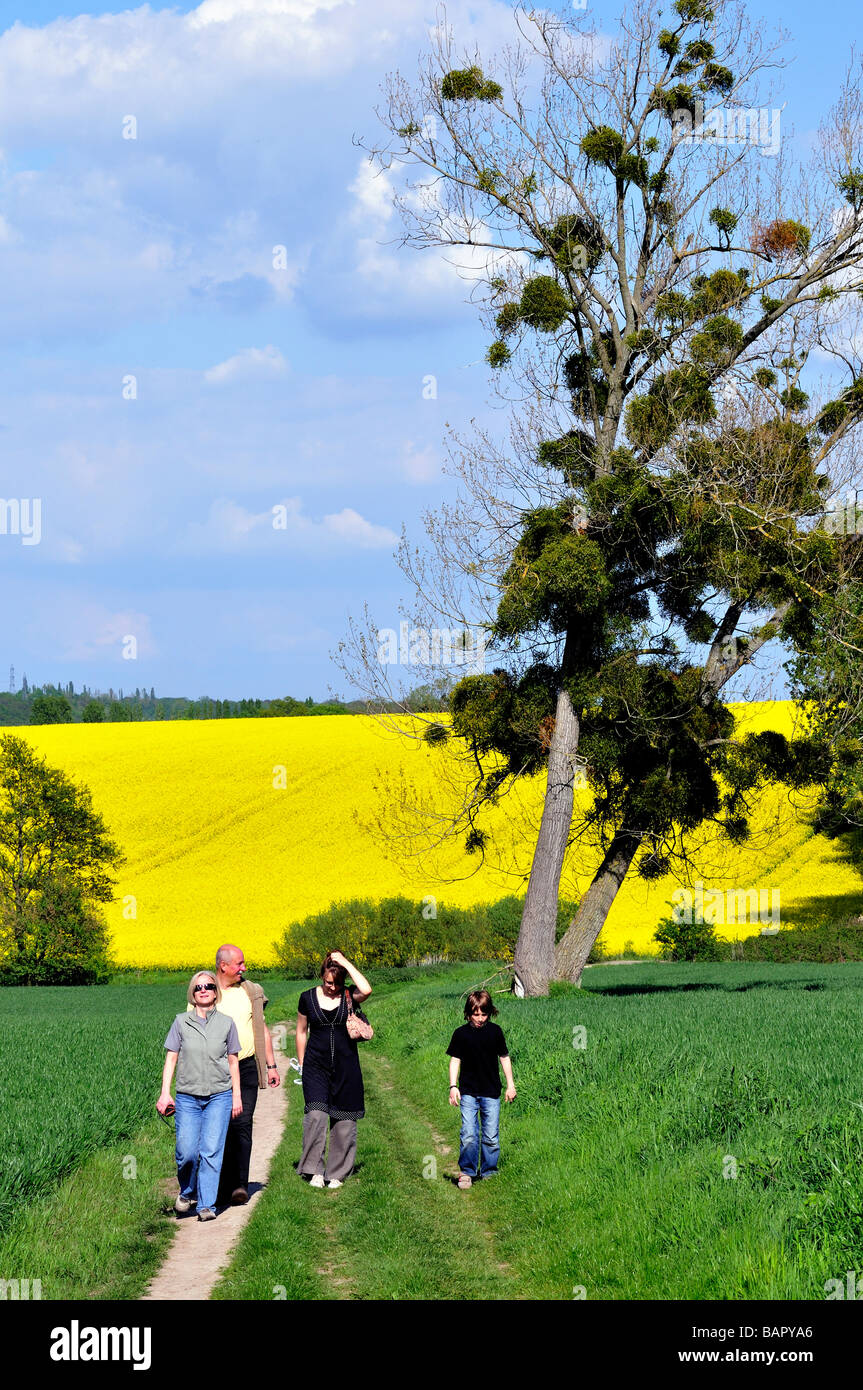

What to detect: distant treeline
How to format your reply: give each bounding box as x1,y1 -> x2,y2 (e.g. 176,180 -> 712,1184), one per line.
0,681 -> 450,726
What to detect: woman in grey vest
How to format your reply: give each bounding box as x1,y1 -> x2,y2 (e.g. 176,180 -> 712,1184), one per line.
157,970 -> 242,1221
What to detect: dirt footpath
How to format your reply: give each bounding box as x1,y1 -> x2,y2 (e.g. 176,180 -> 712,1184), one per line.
143,1027 -> 293,1301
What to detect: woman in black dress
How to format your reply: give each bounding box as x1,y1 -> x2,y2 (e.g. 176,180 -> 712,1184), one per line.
295,949 -> 373,1188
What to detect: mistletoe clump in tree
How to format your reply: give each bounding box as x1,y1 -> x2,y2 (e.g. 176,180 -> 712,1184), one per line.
341,0 -> 863,994
787,556 -> 863,863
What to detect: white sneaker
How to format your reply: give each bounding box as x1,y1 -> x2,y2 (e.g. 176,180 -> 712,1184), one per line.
326,1179 -> 343,1189
309,1174 -> 325,1188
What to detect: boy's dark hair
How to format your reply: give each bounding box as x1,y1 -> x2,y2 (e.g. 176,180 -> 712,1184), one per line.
463,988 -> 498,1021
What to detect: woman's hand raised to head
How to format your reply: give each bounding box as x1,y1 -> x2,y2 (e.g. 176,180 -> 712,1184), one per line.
333,951 -> 373,1001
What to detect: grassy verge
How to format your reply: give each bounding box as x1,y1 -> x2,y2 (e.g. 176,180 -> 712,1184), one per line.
0,1116 -> 177,1300
218,960 -> 863,1300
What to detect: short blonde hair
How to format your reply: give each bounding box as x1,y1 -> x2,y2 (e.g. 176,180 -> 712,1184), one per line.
187,971 -> 221,1005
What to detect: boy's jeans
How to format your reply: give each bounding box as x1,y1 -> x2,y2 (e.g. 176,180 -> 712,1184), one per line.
174,1090 -> 233,1211
459,1094 -> 501,1178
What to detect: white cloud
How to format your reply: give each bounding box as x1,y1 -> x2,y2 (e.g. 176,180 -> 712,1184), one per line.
182,498 -> 277,550
52,538 -> 85,564
0,0 -> 521,341
137,241 -> 175,272
322,507 -> 398,547
59,607 -> 157,662
0,0 -> 515,136
348,161 -> 395,228
204,345 -> 290,384
189,0 -> 350,28
401,440 -> 439,482
181,496 -> 397,553
306,157 -> 527,331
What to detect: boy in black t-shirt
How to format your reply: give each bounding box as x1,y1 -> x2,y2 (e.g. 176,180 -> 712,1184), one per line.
447,988 -> 516,1189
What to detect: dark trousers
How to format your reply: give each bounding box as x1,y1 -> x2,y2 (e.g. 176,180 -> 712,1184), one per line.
217,1056 -> 259,1199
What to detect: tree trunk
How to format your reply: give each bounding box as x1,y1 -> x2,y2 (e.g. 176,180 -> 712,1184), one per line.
512,684 -> 581,997
553,831 -> 640,985
551,601 -> 795,985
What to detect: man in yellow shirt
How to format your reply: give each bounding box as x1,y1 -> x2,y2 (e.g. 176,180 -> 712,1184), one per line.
213,943 -> 281,1204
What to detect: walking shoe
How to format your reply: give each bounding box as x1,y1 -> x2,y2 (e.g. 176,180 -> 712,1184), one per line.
230,1187 -> 249,1205
326,1179 -> 343,1189
457,1174 -> 473,1190
197,1208 -> 217,1221
309,1174 -> 326,1188
174,1194 -> 195,1214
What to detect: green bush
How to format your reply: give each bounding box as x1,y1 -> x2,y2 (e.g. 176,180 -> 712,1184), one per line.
649,915 -> 863,966
272,894 -> 581,976
29,694 -> 73,725
654,914 -> 724,961
734,918 -> 863,963
0,874 -> 113,986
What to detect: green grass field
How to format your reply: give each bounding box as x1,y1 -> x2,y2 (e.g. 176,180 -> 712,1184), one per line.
0,981 -> 196,1297
3,962 -> 863,1300
0,984 -> 185,1230
222,962 -> 863,1301
0,972 -> 296,1299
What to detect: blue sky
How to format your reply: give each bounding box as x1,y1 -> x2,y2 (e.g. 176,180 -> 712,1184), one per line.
0,0 -> 857,700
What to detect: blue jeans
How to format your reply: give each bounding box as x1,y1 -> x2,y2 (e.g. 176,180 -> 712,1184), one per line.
174,1091 -> 233,1211
459,1095 -> 501,1178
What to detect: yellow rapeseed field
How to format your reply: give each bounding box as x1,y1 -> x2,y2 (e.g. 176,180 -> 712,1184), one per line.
14,704 -> 862,966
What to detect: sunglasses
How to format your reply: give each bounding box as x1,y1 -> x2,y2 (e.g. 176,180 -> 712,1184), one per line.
193,983 -> 216,993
